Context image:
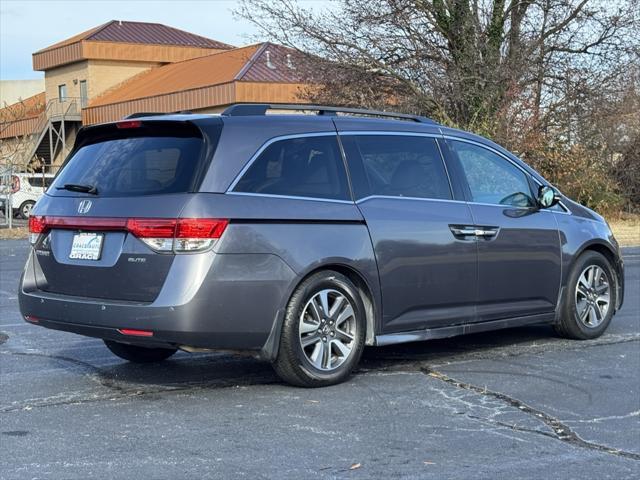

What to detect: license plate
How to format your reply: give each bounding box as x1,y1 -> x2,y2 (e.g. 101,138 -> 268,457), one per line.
69,233 -> 103,260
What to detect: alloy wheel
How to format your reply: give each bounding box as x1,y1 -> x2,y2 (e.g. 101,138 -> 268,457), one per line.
298,289 -> 356,371
574,265 -> 610,328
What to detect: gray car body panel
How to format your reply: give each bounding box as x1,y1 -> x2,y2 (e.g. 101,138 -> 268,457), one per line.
19,113 -> 624,356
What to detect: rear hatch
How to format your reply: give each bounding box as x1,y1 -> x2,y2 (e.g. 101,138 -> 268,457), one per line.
30,118 -> 222,302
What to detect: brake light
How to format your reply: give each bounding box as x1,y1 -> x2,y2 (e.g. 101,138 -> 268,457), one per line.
11,175 -> 19,193
116,120 -> 142,129
28,216 -> 228,252
130,218 -> 229,253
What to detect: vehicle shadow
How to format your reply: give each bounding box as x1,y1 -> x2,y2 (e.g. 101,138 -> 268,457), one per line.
69,324 -> 560,392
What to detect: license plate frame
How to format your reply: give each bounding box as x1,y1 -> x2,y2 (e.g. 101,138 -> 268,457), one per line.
69,232 -> 104,260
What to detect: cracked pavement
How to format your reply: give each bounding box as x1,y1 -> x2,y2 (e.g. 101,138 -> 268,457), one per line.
1,240 -> 639,479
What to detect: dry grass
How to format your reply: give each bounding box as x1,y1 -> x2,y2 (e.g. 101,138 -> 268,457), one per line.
609,216 -> 640,247
0,226 -> 28,240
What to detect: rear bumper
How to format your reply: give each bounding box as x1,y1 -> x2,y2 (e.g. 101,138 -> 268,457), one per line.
19,249 -> 296,350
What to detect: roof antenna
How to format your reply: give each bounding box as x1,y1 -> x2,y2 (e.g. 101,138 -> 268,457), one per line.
265,50 -> 276,70
286,53 -> 295,70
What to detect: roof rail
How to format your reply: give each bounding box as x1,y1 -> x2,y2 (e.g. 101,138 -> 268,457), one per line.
221,103 -> 438,124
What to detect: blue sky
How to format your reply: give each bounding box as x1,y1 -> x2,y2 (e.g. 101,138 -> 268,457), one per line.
0,0 -> 264,80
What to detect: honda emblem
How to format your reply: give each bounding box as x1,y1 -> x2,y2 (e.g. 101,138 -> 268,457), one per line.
77,200 -> 92,214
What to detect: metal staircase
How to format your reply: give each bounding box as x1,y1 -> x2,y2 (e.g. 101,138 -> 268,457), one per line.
6,98 -> 81,172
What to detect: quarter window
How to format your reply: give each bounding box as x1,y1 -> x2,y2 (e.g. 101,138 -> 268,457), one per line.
350,135 -> 452,200
233,135 -> 350,201
449,140 -> 535,207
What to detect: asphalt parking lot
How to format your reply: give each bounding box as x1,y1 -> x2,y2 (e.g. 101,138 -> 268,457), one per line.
1,239 -> 638,479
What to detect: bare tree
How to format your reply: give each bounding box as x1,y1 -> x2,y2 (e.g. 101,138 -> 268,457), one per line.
238,1 -> 637,128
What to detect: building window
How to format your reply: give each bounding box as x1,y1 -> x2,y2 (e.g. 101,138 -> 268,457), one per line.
79,80 -> 88,107
58,84 -> 67,102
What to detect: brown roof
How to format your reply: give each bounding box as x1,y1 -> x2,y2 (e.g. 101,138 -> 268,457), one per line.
237,43 -> 306,83
0,92 -> 46,123
89,43 -> 306,107
36,20 -> 233,54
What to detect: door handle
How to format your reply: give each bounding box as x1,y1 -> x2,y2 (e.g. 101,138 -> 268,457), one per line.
449,226 -> 477,237
475,228 -> 498,237
449,225 -> 499,239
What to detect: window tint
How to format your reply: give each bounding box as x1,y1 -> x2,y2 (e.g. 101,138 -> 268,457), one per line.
51,136 -> 204,197
449,140 -> 535,207
234,135 -> 350,200
351,135 -> 451,200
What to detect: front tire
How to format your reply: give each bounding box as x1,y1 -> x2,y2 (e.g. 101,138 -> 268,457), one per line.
555,251 -> 616,340
104,340 -> 177,363
273,271 -> 366,387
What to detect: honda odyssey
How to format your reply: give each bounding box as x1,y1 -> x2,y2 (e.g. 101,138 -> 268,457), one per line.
19,104 -> 624,387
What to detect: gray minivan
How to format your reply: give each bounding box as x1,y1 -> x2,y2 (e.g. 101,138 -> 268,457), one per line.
19,104 -> 624,387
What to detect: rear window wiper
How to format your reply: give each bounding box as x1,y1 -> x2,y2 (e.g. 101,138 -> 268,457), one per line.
56,183 -> 99,195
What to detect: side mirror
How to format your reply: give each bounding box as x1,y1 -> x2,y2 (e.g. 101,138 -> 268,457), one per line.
537,185 -> 560,209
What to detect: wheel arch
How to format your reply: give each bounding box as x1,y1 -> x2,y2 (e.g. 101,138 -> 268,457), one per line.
259,262 -> 380,362
570,240 -> 623,311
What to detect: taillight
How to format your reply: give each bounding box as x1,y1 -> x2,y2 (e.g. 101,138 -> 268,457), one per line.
11,175 -> 19,193
126,218 -> 176,251
29,215 -> 46,233
129,218 -> 228,252
174,218 -> 229,252
28,216 -> 228,252
28,215 -> 46,244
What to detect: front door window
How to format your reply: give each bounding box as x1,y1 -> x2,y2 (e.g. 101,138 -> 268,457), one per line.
450,141 -> 535,207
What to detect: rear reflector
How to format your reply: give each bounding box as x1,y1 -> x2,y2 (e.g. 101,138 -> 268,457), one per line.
118,328 -> 153,337
24,315 -> 40,323
29,216 -> 228,252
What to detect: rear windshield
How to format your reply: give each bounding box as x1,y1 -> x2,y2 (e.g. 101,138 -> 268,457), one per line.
50,130 -> 204,197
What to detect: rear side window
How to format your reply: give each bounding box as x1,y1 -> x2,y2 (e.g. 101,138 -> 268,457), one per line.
348,135 -> 452,200
51,135 -> 204,197
233,135 -> 350,201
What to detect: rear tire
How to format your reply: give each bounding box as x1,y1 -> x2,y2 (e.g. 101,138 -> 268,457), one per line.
555,251 -> 616,340
273,270 -> 366,387
104,340 -> 177,363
